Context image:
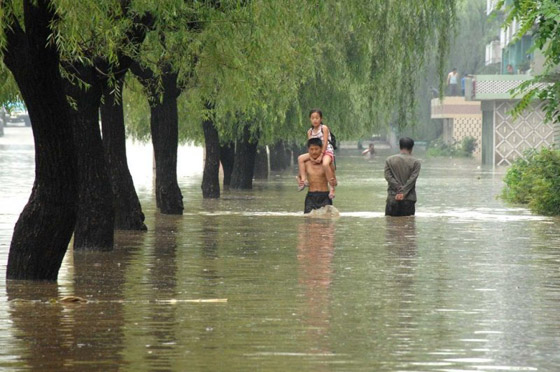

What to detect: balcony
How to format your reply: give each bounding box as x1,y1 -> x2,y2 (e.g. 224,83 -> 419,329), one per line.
431,97 -> 482,119
466,74 -> 536,101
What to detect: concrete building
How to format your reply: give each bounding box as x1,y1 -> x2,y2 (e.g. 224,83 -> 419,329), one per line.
466,75 -> 555,166
430,97 -> 483,159
448,0 -> 559,166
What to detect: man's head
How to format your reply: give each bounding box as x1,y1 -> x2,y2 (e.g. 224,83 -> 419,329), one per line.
308,138 -> 323,159
399,137 -> 414,153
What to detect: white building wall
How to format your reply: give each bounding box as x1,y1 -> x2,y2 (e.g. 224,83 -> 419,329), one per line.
494,101 -> 555,165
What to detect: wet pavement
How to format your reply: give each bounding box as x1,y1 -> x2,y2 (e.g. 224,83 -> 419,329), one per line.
1,126 -> 559,371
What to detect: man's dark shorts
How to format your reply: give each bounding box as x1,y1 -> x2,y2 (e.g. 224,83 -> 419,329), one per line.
305,192 -> 332,213
385,200 -> 415,217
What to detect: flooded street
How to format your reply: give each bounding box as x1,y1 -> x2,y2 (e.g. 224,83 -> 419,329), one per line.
1,127 -> 560,371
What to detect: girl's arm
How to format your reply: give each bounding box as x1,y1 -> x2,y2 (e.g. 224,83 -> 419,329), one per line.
321,126 -> 329,153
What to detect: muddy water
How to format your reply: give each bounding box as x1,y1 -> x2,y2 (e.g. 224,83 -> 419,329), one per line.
1,127 -> 559,371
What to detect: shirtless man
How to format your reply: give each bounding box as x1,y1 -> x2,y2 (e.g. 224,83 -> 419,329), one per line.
297,138 -> 333,214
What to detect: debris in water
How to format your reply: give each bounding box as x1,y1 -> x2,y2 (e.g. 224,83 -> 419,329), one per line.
60,296 -> 87,303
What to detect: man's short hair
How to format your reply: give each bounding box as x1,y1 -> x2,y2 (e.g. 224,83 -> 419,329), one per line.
308,138 -> 322,148
399,137 -> 414,150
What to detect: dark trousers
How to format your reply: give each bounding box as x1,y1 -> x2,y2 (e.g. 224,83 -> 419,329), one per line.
385,200 -> 415,217
304,192 -> 332,214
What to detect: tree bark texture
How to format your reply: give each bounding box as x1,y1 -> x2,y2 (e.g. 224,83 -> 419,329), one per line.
230,126 -> 258,190
253,146 -> 269,180
292,143 -> 307,166
131,63 -> 183,214
202,118 -> 221,198
269,141 -> 291,171
219,142 -> 235,191
64,66 -> 114,251
3,0 -> 78,280
149,73 -> 183,214
101,79 -> 147,230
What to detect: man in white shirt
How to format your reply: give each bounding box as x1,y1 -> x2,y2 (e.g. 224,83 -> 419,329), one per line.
447,68 -> 458,96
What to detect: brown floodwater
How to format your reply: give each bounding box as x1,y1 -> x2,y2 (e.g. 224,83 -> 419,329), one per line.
1,127 -> 559,371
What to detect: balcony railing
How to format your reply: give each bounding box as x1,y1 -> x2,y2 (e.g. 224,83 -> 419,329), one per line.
466,74 -> 540,101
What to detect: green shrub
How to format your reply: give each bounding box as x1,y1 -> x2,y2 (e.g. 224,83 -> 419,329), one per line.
460,136 -> 477,156
501,147 -> 560,216
426,136 -> 476,158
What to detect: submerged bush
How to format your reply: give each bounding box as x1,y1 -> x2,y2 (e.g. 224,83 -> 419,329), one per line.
426,136 -> 476,157
501,147 -> 560,216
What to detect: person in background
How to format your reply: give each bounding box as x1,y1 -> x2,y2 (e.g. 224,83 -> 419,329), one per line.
384,137 -> 421,217
447,68 -> 458,96
362,143 -> 375,160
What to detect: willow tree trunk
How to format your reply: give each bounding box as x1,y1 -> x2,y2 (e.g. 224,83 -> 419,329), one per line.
219,143 -> 235,191
269,141 -> 290,171
132,61 -> 184,215
230,126 -> 258,190
149,73 -> 184,214
3,1 -> 78,280
292,144 -> 306,166
101,79 -> 147,230
65,69 -> 114,251
202,118 -> 221,198
253,146 -> 269,180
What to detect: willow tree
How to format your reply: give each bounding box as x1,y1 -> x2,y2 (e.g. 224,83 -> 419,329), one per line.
163,0 -> 458,195
126,1 -> 228,213
186,0 -> 318,192
0,0 -> 152,278
290,0 -> 458,138
1,0 -> 78,279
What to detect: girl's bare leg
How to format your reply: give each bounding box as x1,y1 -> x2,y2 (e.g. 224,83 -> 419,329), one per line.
297,153 -> 310,191
322,156 -> 337,187
323,157 -> 336,199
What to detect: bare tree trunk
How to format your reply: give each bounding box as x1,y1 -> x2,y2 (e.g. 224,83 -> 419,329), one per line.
64,66 -> 114,251
269,141 -> 291,171
254,146 -> 269,179
101,78 -> 147,230
131,63 -> 183,214
230,125 -> 258,190
219,142 -> 235,191
3,0 -> 78,280
202,117 -> 221,198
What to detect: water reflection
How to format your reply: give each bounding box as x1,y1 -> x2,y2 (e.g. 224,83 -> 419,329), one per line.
144,212 -> 180,370
6,282 -> 68,371
384,217 -> 417,258
383,217 -> 418,365
5,230 -> 146,371
297,219 -> 335,361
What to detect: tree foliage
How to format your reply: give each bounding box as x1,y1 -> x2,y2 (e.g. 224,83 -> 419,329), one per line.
123,0 -> 458,145
1,0 -> 458,144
